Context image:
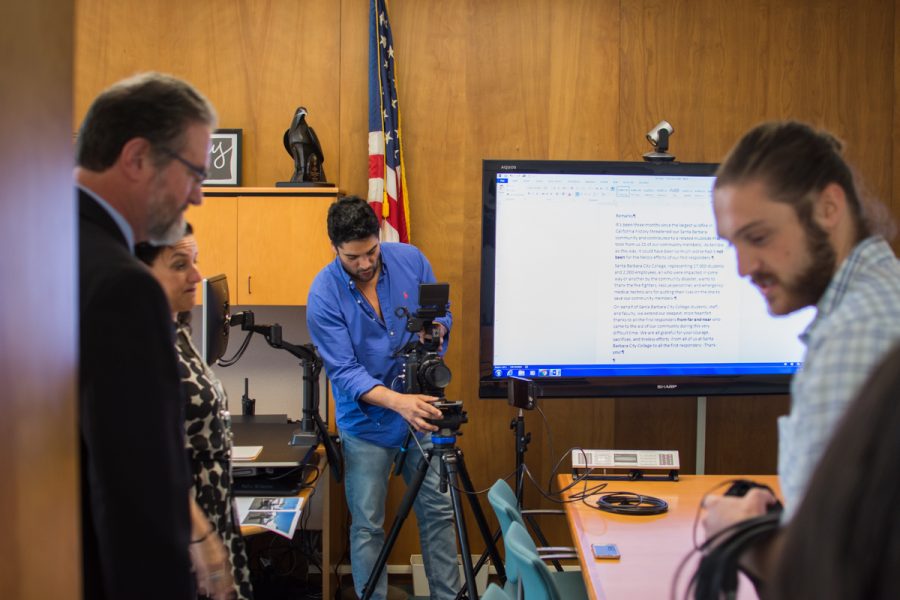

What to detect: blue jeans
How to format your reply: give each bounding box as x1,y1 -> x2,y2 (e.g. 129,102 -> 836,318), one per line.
342,431 -> 462,600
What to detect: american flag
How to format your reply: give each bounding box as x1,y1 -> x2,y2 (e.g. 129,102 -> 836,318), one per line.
368,0 -> 410,243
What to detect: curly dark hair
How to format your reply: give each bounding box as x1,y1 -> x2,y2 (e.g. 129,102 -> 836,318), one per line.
326,195 -> 380,246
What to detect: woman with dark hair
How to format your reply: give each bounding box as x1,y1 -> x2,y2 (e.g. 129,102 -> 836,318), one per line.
136,225 -> 254,600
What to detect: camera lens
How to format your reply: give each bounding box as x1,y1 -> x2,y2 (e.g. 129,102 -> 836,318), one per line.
420,358 -> 452,389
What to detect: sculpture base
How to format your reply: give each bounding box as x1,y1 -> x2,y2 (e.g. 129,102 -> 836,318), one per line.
275,181 -> 336,187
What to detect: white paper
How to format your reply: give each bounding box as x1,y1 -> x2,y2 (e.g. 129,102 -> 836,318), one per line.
236,496 -> 304,538
232,446 -> 264,461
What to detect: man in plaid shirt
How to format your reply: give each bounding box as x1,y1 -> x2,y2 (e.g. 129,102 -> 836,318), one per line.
704,121 -> 900,535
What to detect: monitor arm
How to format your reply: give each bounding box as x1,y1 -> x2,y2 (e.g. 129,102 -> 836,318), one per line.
228,310 -> 343,482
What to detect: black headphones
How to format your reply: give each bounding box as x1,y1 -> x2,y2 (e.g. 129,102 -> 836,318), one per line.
596,492 -> 669,516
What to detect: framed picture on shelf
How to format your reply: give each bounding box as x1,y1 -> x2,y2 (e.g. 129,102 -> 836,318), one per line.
204,128 -> 242,186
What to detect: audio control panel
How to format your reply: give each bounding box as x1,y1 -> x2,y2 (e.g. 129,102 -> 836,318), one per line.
571,449 -> 680,471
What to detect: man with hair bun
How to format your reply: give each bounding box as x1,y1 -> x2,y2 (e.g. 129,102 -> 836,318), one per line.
702,120 -> 900,563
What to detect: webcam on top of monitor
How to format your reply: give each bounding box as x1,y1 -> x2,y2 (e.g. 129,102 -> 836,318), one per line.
643,119 -> 676,162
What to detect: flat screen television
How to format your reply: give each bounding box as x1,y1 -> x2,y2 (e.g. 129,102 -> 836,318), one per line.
479,160 -> 815,398
201,274 -> 230,365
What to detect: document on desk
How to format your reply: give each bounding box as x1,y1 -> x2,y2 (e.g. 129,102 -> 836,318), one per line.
232,445 -> 264,461
235,496 -> 304,538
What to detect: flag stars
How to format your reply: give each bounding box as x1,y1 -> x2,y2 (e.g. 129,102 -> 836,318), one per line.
388,46 -> 394,59
391,98 -> 397,109
383,109 -> 390,121
385,131 -> 393,145
380,34 -> 387,48
379,11 -> 386,26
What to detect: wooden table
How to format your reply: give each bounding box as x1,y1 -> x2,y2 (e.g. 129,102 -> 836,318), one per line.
557,474 -> 780,600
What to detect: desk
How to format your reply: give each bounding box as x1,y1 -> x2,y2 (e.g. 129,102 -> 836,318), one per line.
557,474 -> 780,600
239,449 -> 325,537
232,416 -> 337,599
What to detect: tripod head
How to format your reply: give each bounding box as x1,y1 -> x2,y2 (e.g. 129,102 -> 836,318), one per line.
428,400 -> 468,437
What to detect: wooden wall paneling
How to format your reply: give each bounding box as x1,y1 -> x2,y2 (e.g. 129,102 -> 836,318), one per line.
1,1 -> 78,598
370,0 -> 479,564
619,0 -> 773,164
74,1 -> 169,124
338,0 -> 371,198
460,1 -> 552,498
227,1 -> 342,188
75,0 -> 342,188
465,0 -> 552,161
547,0 -> 622,160
766,0 -> 894,212
613,397 -> 697,474
705,395 -> 789,474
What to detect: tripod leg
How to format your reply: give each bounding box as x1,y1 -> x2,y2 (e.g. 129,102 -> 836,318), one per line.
442,453 -> 479,600
455,451 -> 507,583
360,450 -> 432,600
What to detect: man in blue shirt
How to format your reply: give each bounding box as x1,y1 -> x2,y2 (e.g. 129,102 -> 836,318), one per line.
307,196 -> 462,600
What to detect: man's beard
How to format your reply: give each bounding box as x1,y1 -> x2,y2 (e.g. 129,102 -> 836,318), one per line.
146,177 -> 186,245
348,255 -> 381,283
790,219 -> 837,307
752,219 -> 836,311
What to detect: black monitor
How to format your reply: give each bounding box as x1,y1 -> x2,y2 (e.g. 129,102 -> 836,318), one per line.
201,274 -> 230,365
479,160 -> 815,398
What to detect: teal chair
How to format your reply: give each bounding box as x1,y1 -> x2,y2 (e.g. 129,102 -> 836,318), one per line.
487,479 -> 576,556
504,521 -> 588,600
481,582 -> 513,599
488,480 -> 581,598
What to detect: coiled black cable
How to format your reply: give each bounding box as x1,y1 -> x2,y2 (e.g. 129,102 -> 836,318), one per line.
596,491 -> 669,516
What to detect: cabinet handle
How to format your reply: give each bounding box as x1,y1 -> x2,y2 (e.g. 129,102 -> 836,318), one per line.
248,275 -> 252,295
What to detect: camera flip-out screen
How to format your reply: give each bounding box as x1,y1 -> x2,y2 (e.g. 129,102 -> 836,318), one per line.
419,283 -> 449,311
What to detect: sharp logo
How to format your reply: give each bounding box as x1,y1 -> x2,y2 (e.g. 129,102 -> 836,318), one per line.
499,165 -> 517,170
657,384 -> 678,389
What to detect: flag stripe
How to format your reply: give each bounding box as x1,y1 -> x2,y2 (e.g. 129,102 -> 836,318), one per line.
368,0 -> 410,243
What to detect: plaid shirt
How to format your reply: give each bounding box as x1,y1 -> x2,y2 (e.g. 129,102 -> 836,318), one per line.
780,236 -> 900,517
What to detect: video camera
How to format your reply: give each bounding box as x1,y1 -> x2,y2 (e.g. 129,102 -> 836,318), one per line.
396,283 -> 466,432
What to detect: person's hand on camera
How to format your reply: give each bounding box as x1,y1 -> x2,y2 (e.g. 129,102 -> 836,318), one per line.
394,392 -> 443,432
701,487 -> 776,541
362,385 -> 443,432
417,322 -> 447,351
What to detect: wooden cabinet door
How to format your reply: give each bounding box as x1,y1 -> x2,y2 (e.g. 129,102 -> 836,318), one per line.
189,196 -> 239,305
236,195 -> 334,305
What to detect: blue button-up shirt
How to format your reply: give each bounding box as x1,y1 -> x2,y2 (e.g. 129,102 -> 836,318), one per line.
306,242 -> 451,448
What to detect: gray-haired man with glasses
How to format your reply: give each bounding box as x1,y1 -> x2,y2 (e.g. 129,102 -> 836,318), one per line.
75,72 -> 219,600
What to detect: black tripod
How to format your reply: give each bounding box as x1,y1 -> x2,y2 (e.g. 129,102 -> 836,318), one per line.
466,405 -> 564,585
360,417 -> 506,600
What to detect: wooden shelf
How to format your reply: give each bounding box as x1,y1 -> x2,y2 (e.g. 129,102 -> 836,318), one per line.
202,186 -> 340,197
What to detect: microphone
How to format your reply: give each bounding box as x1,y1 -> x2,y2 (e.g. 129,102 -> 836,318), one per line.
241,377 -> 256,416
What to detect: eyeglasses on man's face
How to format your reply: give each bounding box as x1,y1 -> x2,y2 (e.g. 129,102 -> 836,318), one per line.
159,146 -> 208,184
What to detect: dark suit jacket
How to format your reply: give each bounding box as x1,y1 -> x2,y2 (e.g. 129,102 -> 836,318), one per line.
79,189 -> 193,600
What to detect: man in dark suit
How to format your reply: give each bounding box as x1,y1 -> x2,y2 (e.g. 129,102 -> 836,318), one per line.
75,73 -> 216,600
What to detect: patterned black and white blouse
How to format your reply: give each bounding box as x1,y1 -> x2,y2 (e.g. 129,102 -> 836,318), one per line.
175,323 -> 254,600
